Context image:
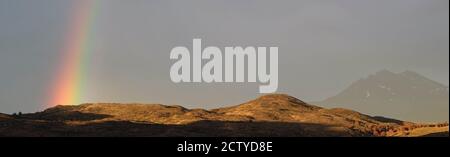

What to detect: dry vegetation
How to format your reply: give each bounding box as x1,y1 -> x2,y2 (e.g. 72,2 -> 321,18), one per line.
0,94 -> 448,137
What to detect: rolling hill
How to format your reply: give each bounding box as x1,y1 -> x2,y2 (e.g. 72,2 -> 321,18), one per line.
0,94 -> 447,137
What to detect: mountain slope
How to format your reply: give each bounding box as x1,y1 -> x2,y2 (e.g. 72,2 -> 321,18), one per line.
1,94 -> 447,137
316,70 -> 449,122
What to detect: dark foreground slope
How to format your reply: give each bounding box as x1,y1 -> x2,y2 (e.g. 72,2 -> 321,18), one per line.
0,94 -> 447,137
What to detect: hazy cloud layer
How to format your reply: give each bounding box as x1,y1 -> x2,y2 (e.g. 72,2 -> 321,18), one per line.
0,0 -> 448,113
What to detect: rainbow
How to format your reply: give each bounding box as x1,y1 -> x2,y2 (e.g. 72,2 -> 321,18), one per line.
48,0 -> 98,107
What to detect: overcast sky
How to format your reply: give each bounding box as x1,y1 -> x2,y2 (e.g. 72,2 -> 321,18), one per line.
0,0 -> 448,113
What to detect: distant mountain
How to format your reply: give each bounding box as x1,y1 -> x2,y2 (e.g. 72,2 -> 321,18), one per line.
0,94 -> 447,137
315,70 -> 449,122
